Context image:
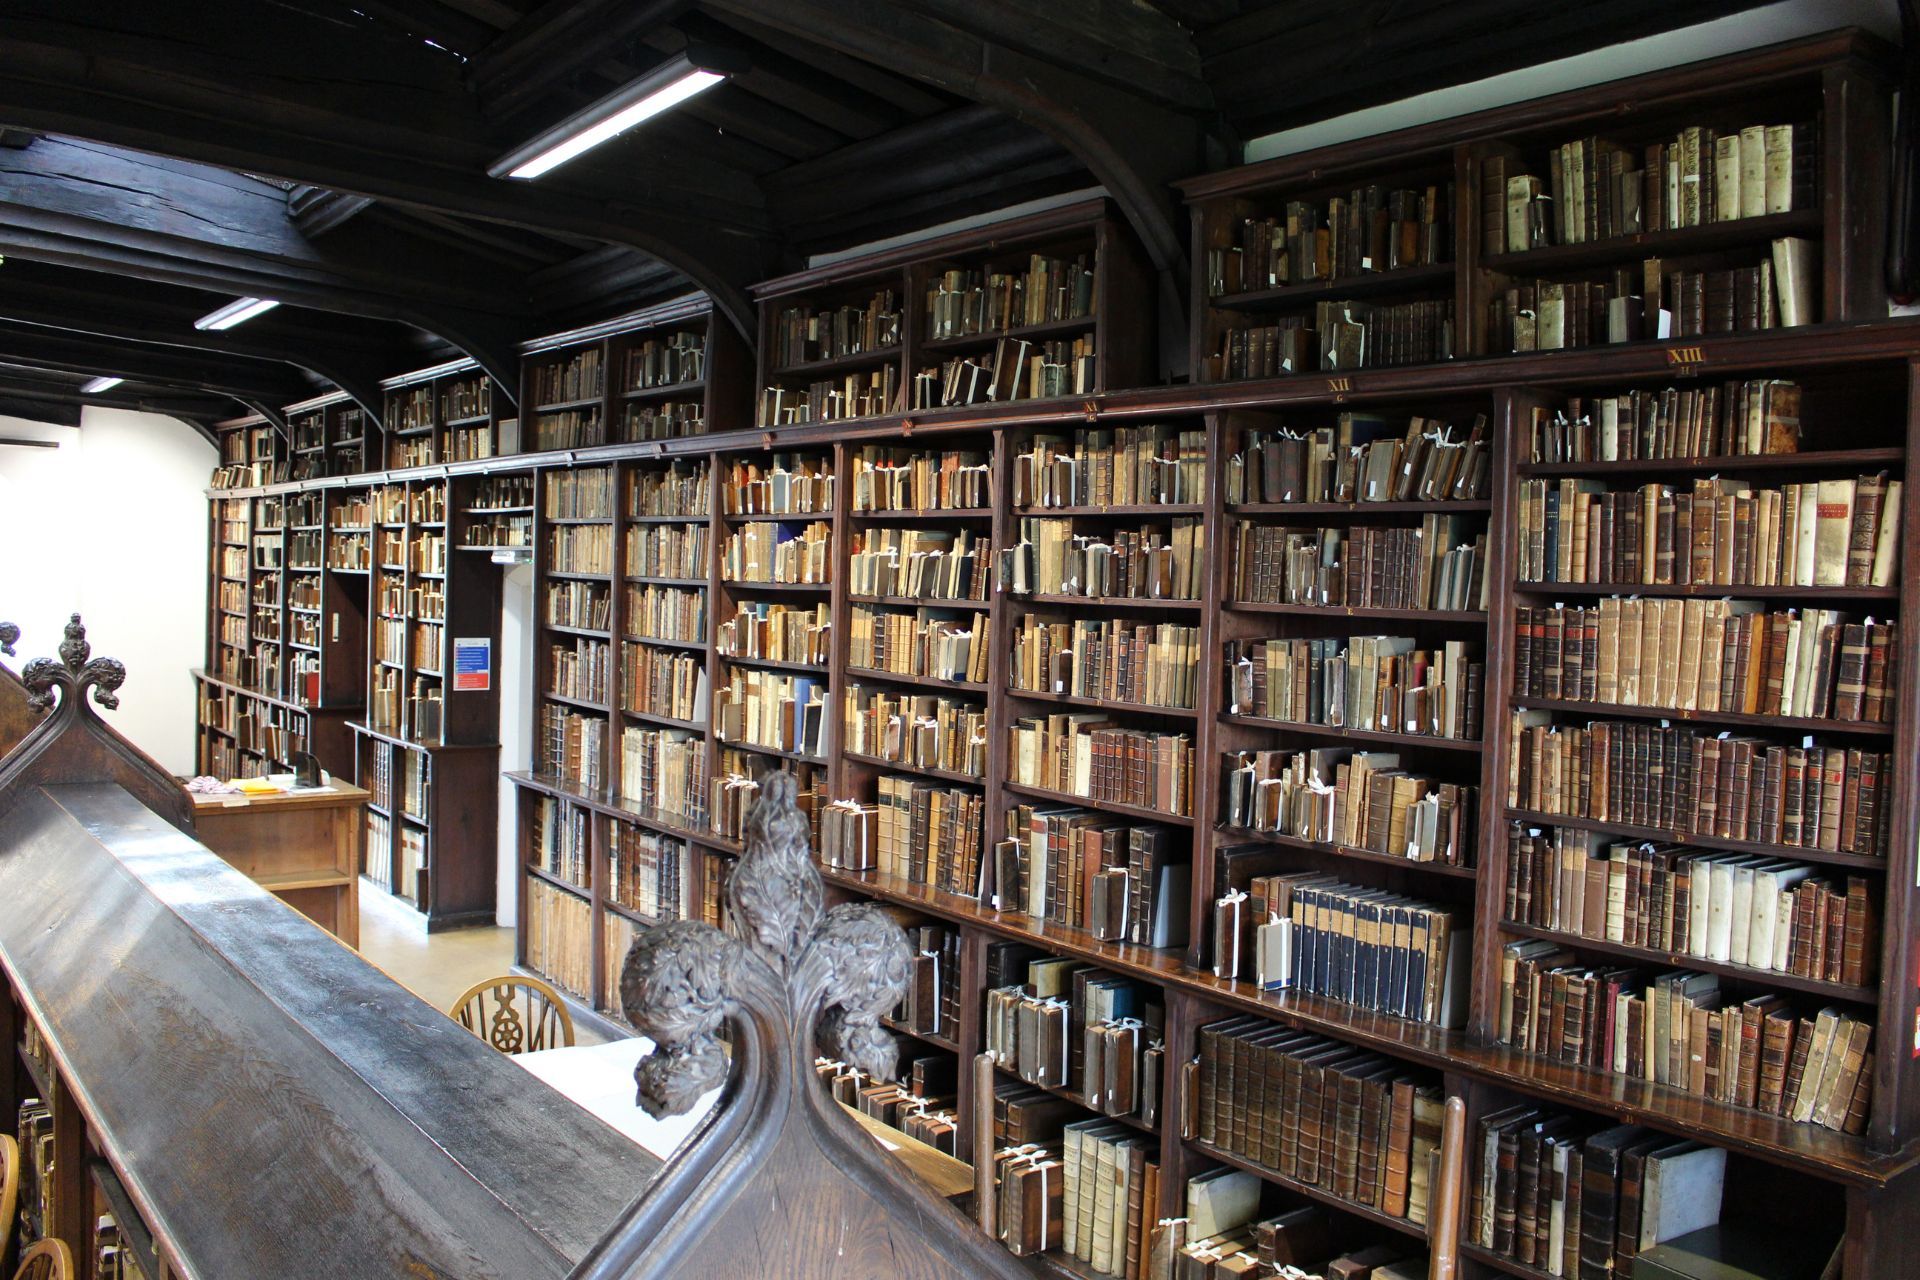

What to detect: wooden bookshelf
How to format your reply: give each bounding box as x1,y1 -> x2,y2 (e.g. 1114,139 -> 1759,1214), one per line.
378,358 -> 501,469
751,198 -> 1152,431
189,37 -> 1920,1273
1178,31 -> 1894,385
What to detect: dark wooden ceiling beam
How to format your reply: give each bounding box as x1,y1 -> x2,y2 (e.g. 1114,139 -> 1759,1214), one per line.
697,12 -> 953,118
332,0 -> 506,58
0,265 -> 394,423
287,186 -> 375,238
0,136 -> 530,397
705,0 -> 1223,377
0,319 -> 314,404
0,367 -> 236,430
904,0 -> 1213,113
785,154 -> 1090,253
467,0 -> 696,122
0,0 -> 778,338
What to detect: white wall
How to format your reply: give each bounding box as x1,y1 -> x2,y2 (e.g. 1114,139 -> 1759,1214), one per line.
495,560 -> 534,928
0,407 -> 216,774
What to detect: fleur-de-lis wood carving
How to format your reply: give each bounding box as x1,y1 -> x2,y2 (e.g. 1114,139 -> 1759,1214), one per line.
567,770 -> 1026,1280
23,614 -> 126,712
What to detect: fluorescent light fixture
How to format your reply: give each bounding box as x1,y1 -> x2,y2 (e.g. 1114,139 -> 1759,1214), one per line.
80,376 -> 123,394
490,48 -> 746,181
195,297 -> 280,331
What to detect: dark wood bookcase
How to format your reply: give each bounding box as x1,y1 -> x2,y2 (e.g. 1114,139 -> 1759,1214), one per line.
751,198 -> 1153,430
1179,31 -> 1894,385
189,30 -> 1920,1276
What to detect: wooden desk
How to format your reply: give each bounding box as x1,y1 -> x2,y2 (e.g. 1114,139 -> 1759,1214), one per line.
187,782 -> 367,945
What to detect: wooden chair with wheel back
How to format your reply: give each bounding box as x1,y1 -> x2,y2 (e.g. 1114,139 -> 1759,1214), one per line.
12,1240 -> 74,1280
448,974 -> 575,1055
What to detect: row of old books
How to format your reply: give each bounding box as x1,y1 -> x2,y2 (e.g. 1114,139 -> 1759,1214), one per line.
1512,603 -> 1898,724
1492,240 -> 1817,354
1226,635 -> 1485,742
713,667 -> 827,759
924,254 -> 1096,338
1012,617 -> 1202,710
1216,871 -> 1471,1026
720,455 -> 836,515
621,399 -> 705,442
1008,715 -> 1196,817
1194,1018 -> 1448,1227
1516,472 -> 1902,589
1210,185 -> 1453,294
821,1053 -> 958,1154
841,685 -> 987,776
1498,945 -> 1874,1132
1220,748 -> 1478,868
1486,121 -> 1815,255
1226,415 -> 1492,506
541,705 -> 605,789
911,335 -> 1096,408
1471,1109 -> 1736,1279
1230,518 -> 1489,612
772,291 -> 900,366
1166,1203 -> 1424,1280
848,527 -> 990,600
719,520 -> 832,585
716,600 -> 829,664
997,1123 -> 1157,1274
630,460 -> 711,516
545,580 -> 610,630
530,346 -> 604,406
545,466 -> 616,520
626,584 -> 707,644
621,644 -> 707,722
1503,825 -> 1878,983
625,521 -> 708,580
764,351 -> 898,420
525,876 -> 592,1000
606,821 -> 688,920
1209,299 -> 1456,381
849,444 -> 991,511
848,605 -> 987,684
1507,715 -> 1892,857
1526,379 -> 1802,463
1004,516 -> 1206,600
548,524 -> 613,575
548,638 -> 609,703
993,803 -> 1189,946
707,756 -> 824,844
623,330 -> 704,390
985,962 -> 1161,1112
893,921 -> 962,1041
617,727 -> 708,833
875,776 -> 984,892
533,408 -> 605,451
533,794 -> 589,888
1013,425 -> 1210,509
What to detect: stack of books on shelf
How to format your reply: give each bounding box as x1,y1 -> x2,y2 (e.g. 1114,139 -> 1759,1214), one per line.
1227,413 -> 1491,506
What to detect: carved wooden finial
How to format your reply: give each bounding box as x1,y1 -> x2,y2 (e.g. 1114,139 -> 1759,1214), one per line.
581,774 -> 1027,1279
22,614 -> 125,712
619,773 -> 910,1119
0,621 -> 18,657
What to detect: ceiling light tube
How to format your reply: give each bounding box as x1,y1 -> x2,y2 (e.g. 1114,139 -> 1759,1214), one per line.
490,47 -> 746,181
195,297 -> 281,331
80,376 -> 123,394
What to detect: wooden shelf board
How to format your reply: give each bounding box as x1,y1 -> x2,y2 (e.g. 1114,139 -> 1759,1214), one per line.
770,346 -> 903,379
1481,208 -> 1823,275
918,314 -> 1096,354
1219,712 -> 1483,753
1002,781 -> 1193,828
1186,1137 -> 1429,1241
1229,498 -> 1493,516
1216,824 -> 1478,880
1517,447 -> 1904,478
1008,686 -> 1198,719
1213,261 -> 1455,311
849,507 -> 993,522
1229,602 -> 1487,623
842,752 -> 985,788
1497,919 -> 1878,1004
988,1058 -> 1156,1135
1014,502 -> 1205,517
845,666 -> 988,694
1504,808 -> 1888,870
1511,695 -> 1895,737
1516,580 -> 1898,601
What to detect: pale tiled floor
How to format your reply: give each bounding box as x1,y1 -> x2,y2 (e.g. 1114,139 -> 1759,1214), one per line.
355,883 -> 606,1045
